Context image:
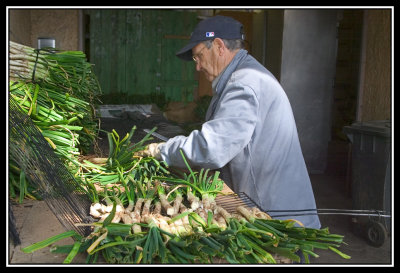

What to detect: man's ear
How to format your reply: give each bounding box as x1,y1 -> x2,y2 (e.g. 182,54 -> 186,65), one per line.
213,38 -> 226,56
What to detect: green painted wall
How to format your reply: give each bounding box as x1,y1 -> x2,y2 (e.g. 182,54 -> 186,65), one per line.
86,9 -> 198,103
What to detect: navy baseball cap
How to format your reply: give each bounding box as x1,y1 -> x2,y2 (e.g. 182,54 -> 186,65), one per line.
176,15 -> 244,61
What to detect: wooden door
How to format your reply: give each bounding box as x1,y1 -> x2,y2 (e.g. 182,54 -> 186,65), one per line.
86,9 -> 198,103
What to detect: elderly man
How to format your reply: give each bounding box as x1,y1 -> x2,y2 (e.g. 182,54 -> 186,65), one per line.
145,15 -> 320,229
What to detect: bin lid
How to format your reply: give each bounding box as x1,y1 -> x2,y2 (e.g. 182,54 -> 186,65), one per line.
343,120 -> 391,137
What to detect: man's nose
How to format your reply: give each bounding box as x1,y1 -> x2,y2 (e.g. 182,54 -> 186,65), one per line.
195,62 -> 201,71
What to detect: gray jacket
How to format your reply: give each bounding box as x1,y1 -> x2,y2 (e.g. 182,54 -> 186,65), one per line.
160,49 -> 321,229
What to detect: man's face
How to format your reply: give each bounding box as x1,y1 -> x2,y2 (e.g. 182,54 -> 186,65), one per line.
192,41 -> 219,82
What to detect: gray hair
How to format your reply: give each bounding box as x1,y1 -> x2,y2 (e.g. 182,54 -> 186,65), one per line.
203,39 -> 245,51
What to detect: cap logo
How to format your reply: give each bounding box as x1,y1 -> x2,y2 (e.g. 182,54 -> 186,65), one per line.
206,32 -> 214,37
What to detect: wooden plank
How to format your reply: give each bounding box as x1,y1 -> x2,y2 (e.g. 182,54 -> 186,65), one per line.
116,10 -> 126,94
100,9 -> 112,95
88,10 -> 103,93
160,10 -> 198,102
109,9 -> 119,94
125,9 -> 143,97
163,34 -> 191,40
135,10 -> 160,97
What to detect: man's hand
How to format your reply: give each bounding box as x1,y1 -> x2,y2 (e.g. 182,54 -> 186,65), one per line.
135,142 -> 165,160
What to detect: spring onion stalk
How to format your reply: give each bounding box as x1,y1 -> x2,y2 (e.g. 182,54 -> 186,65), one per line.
157,184 -> 174,216
21,230 -> 81,254
62,241 -> 82,264
171,188 -> 183,217
131,197 -> 144,234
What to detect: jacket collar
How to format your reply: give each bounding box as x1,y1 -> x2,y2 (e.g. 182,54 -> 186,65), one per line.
212,49 -> 248,95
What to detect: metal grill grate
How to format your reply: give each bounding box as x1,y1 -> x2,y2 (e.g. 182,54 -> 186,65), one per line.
8,97 -> 94,236
215,192 -> 261,213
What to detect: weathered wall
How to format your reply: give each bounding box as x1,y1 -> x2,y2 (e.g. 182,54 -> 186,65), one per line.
358,9 -> 391,121
9,9 -> 32,46
9,9 -> 80,50
30,9 -> 80,50
330,10 -> 363,141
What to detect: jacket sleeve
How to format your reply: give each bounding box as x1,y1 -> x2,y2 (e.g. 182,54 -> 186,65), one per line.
159,83 -> 259,170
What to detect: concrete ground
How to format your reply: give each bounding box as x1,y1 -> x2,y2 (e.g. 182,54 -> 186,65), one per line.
9,199 -> 88,264
7,115 -> 393,266
308,174 -> 392,265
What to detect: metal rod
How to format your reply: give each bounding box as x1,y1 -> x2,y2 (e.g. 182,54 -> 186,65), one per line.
266,208 -> 387,213
217,192 -> 391,219
271,212 -> 391,218
143,129 -> 169,141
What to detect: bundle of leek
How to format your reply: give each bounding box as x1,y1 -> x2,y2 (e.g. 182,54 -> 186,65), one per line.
9,41 -> 101,104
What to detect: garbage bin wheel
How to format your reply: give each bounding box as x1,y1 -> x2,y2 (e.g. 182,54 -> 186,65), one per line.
366,221 -> 387,247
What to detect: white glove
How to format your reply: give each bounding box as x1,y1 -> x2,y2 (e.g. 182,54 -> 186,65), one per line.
148,142 -> 165,160
136,142 -> 165,160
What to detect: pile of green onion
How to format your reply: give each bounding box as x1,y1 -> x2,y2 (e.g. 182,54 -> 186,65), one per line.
9,41 -> 102,202
21,132 -> 351,264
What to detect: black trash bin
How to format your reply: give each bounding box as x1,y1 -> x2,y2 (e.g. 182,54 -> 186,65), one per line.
343,120 -> 391,247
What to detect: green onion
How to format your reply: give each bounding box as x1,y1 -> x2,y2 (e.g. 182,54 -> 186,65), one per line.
21,230 -> 81,254
63,241 -> 82,264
